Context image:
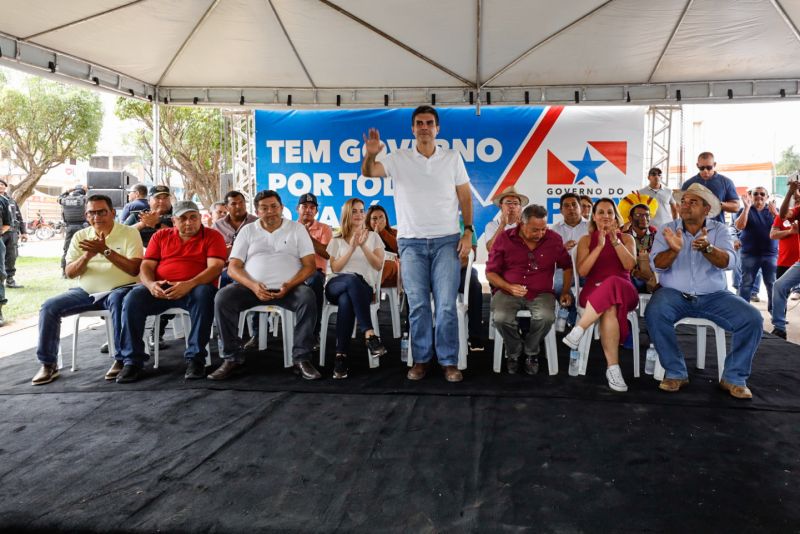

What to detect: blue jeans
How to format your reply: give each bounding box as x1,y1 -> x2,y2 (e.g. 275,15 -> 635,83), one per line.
459,266 -> 483,338
119,283 -> 216,367
772,263 -> 800,331
36,286 -> 132,364
325,273 -> 374,354
645,287 -> 762,386
738,253 -> 776,312
732,250 -> 762,296
399,234 -> 461,366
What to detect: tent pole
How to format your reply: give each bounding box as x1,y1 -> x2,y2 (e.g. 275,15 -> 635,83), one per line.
153,87 -> 161,185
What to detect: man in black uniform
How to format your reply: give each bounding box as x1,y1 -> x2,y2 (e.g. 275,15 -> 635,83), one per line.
0,179 -> 24,288
58,184 -> 89,275
0,191 -> 12,325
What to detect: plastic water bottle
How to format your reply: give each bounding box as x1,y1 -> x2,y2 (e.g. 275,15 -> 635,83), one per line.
568,349 -> 580,376
645,344 -> 657,375
555,307 -> 569,333
400,332 -> 409,362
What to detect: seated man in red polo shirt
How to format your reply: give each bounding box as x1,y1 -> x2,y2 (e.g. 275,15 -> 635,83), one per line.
486,204 -> 574,374
117,200 -> 226,383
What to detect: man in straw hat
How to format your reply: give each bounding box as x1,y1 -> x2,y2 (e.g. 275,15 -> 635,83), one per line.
619,192 -> 659,293
645,183 -> 762,399
485,186 -> 528,252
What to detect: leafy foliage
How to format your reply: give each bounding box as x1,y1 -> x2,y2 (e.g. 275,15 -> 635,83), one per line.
115,99 -> 223,208
776,145 -> 800,176
0,76 -> 103,205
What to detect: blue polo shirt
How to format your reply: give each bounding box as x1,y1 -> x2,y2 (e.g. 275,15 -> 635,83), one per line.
650,218 -> 738,296
681,173 -> 738,224
737,206 -> 777,256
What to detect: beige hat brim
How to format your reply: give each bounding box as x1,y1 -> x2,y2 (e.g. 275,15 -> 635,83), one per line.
673,186 -> 721,218
493,192 -> 530,207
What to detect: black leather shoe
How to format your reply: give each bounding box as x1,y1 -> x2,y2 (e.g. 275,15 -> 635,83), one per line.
524,355 -> 540,375
5,278 -> 23,289
293,360 -> 321,380
184,358 -> 206,380
116,364 -> 141,384
208,360 -> 242,380
99,342 -> 109,354
242,336 -> 258,351
507,355 -> 519,374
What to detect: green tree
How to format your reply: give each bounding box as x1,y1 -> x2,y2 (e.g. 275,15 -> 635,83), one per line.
776,145 -> 800,176
115,99 -> 223,208
0,76 -> 103,205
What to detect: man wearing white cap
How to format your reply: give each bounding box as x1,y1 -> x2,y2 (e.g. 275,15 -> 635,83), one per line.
485,186 -> 527,252
645,183 -> 762,399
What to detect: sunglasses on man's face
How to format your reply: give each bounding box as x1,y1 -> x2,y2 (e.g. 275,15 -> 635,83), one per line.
697,165 -> 714,171
752,192 -> 767,197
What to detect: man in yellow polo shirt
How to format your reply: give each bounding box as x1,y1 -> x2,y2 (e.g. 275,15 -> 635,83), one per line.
31,194 -> 143,385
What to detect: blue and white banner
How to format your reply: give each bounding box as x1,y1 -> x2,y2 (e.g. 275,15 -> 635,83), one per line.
255,106 -> 645,249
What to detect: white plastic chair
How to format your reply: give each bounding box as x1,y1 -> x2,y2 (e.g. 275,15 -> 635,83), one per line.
238,305 -> 296,368
492,308 -> 559,375
379,251 -> 402,339
653,317 -> 727,381
57,310 -> 114,372
406,254 -> 473,370
149,308 -> 212,369
319,257 -> 386,368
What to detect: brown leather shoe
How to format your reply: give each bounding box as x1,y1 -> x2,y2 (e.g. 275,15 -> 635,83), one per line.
207,360 -> 242,381
658,377 -> 689,392
719,379 -> 753,399
293,360 -> 321,380
104,360 -> 124,381
407,362 -> 428,380
32,363 -> 60,386
442,365 -> 463,383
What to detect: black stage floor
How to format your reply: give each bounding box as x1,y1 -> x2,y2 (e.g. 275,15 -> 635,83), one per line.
0,296 -> 798,533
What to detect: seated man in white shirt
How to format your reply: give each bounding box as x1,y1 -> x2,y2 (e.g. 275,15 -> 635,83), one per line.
209,190 -> 321,381
550,192 -> 588,327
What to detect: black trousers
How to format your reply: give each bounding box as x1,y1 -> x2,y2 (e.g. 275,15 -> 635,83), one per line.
1,230 -> 18,279
61,225 -> 85,271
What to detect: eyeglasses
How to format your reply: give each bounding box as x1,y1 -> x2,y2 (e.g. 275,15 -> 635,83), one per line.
86,209 -> 109,218
502,201 -> 521,207
697,165 -> 714,171
752,192 -> 767,197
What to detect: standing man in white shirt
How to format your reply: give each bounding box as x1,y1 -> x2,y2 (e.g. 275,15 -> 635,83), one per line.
362,106 -> 473,383
209,190 -> 321,381
485,186 -> 527,252
639,167 -> 677,229
550,192 -> 589,327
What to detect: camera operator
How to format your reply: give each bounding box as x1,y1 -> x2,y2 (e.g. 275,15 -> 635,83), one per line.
59,184 -> 89,275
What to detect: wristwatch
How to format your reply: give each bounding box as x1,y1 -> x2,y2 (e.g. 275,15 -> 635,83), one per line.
463,225 -> 474,233
703,244 -> 714,254
103,248 -> 112,257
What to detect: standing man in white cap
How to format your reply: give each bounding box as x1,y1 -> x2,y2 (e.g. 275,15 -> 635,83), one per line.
362,105 -> 473,383
639,167 -> 677,229
485,186 -> 527,252
645,183 -> 761,399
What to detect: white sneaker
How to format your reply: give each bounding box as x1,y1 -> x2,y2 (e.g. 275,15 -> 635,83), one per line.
606,365 -> 628,392
562,326 -> 585,349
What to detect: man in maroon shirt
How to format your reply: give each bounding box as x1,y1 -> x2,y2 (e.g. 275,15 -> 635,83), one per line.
486,204 -> 574,374
118,201 -> 227,383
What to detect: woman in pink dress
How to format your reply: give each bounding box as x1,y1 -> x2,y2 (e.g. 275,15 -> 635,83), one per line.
563,198 -> 638,392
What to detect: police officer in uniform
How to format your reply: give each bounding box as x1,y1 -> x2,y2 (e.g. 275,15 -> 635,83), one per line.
0,191 -> 12,325
0,179 -> 25,288
58,184 -> 89,275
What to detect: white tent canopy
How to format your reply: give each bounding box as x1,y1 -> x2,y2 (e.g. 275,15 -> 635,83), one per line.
2,0 -> 800,107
